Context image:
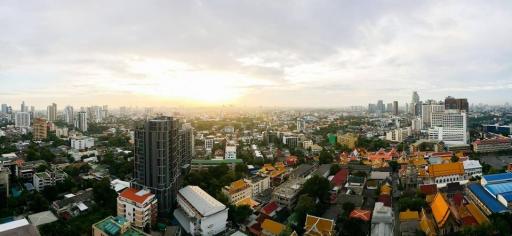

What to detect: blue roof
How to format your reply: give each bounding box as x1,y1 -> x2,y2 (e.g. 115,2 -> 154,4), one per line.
483,173 -> 512,183
485,182 -> 512,196
468,183 -> 508,213
500,192 -> 512,202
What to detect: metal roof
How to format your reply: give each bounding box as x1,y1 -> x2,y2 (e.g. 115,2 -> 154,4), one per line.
482,173 -> 512,183
485,182 -> 512,197
179,186 -> 226,217
468,183 -> 508,214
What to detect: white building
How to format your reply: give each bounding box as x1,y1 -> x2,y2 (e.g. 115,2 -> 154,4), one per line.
204,136 -> 214,153
385,127 -> 411,142
56,127 -> 69,137
225,145 -> 237,160
117,188 -> 158,229
371,202 -> 394,236
422,104 -> 445,127
428,110 -> 467,145
70,136 -> 94,150
282,135 -> 298,148
15,112 -> 30,128
174,186 -> 228,236
64,106 -> 74,125
76,111 -> 88,132
296,118 -> 306,132
463,160 -> 483,178
33,169 -> 67,191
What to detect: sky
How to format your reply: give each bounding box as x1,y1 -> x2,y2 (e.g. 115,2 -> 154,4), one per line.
1,1 -> 512,108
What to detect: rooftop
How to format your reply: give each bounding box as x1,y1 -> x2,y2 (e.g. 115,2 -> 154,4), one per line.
467,183 -> 508,214
399,210 -> 419,221
431,193 -> 450,227
482,172 -> 512,184
428,162 -> 464,177
119,188 -> 155,204
178,186 -> 226,217
94,216 -> 148,236
304,214 -> 335,236
261,219 -> 285,235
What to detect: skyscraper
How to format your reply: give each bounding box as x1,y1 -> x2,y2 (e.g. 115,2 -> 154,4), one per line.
21,101 -> 28,112
421,103 -> 445,127
15,112 -> 30,128
393,101 -> 399,115
76,111 -> 88,132
64,106 -> 74,125
1,104 -> 7,113
428,110 -> 467,144
296,118 -> 306,132
377,100 -> 385,113
179,123 -> 195,167
132,117 -> 182,215
444,96 -> 469,112
47,103 -> 57,122
33,118 -> 48,141
410,91 -> 421,116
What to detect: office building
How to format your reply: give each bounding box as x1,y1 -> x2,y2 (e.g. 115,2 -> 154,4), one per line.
393,101 -> 399,115
117,188 -> 158,229
132,117 -> 182,216
428,110 -> 467,145
282,135 -> 298,148
173,186 -> 228,236
410,91 -> 421,116
179,123 -> 195,167
297,118 -> 306,132
1,104 -> 7,113
377,100 -> 385,113
47,103 -> 57,122
445,96 -> 469,112
76,111 -> 88,132
32,118 -> 47,141
421,103 -> 445,127
20,101 -> 28,112
385,127 -> 411,142
64,106 -> 74,125
15,112 -> 30,128
70,136 -> 95,150
204,136 -> 214,154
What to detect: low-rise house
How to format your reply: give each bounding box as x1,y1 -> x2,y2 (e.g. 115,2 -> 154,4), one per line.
173,186 -> 228,236
261,219 -> 285,236
33,168 -> 67,191
52,188 -> 94,219
399,210 -> 420,236
223,179 -> 253,205
117,188 -> 158,229
462,160 -> 482,178
272,178 -> 306,208
16,160 -> 47,180
346,175 -> 366,195
311,164 -> 331,178
70,136 -> 94,150
290,164 -> 316,179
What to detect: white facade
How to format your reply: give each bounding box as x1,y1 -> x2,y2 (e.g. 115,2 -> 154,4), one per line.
225,145 -> 237,160
15,112 -> 30,128
204,137 -> 214,153
428,110 -> 467,144
117,188 -> 157,229
463,160 -> 483,178
174,186 -> 228,236
422,104 -> 445,127
76,111 -> 88,132
296,118 -> 306,132
247,176 -> 270,197
56,127 -> 69,137
70,136 -> 94,150
64,106 -> 74,125
385,127 -> 411,142
33,169 -> 67,191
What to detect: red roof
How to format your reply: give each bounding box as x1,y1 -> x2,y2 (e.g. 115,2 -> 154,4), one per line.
286,156 -> 299,166
461,216 -> 478,226
453,192 -> 464,207
368,148 -> 395,161
349,209 -> 371,221
377,195 -> 392,207
473,138 -> 511,145
331,168 -> 349,187
419,184 -> 438,195
119,188 -> 154,204
261,201 -> 279,215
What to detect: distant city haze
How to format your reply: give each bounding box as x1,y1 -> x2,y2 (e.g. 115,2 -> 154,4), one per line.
1,1 -> 512,107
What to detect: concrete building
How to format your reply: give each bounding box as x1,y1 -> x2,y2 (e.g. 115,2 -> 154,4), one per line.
204,136 -> 214,154
15,112 -> 31,128
393,101 -> 399,116
297,118 -> 306,132
174,186 -> 228,236
179,123 -> 195,167
272,177 -> 306,208
33,168 -> 68,191
428,110 -> 467,145
0,166 -> 9,204
371,202 -> 394,236
92,216 -> 148,236
385,127 -> 411,142
117,188 -> 158,229
463,160 -> 483,178
47,103 -> 57,122
64,106 -> 74,125
76,111 -> 88,132
422,103 -> 445,127
472,137 -> 512,153
282,135 -> 298,148
222,179 -> 252,204
445,96 -> 468,112
32,118 -> 47,141
132,117 -> 182,216
225,145 -> 237,160
70,136 -> 94,150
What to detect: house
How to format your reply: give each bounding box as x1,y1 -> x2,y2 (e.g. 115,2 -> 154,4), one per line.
430,193 -> 460,235
173,186 -> 228,236
261,219 -> 285,236
272,178 -> 306,208
311,164 -> 331,178
462,160 -> 482,178
223,179 -> 252,204
33,168 -> 68,191
303,214 -> 335,236
425,162 -> 464,187
51,188 -> 94,219
117,188 -> 158,229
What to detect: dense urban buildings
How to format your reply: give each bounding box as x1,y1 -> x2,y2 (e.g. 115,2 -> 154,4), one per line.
32,118 -> 47,141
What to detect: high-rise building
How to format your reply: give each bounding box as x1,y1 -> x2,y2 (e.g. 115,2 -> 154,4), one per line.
421,103 -> 445,127
15,112 -> 30,128
76,111 -> 88,132
179,123 -> 195,167
377,100 -> 385,113
47,103 -> 57,122
132,117 -> 182,216
1,104 -> 7,113
64,106 -> 74,125
386,103 -> 393,113
296,118 -> 306,132
393,101 -> 399,115
21,101 -> 28,112
444,96 -> 469,112
428,110 -> 467,144
32,118 -> 47,141
410,91 -> 421,116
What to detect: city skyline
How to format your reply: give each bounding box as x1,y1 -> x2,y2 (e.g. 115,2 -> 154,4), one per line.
2,1 -> 512,107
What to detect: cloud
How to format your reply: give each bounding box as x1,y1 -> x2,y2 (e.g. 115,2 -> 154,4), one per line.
1,1 -> 512,107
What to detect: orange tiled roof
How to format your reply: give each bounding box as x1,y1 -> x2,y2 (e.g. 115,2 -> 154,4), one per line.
428,162 -> 464,177
431,193 -> 450,227
466,203 -> 489,225
420,215 -> 438,236
304,214 -> 335,236
349,209 -> 371,221
235,197 -> 259,208
119,188 -> 153,204
261,219 -> 285,235
229,179 -> 249,194
400,210 -> 419,221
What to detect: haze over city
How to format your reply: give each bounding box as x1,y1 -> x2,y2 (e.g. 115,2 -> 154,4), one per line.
1,1 -> 512,107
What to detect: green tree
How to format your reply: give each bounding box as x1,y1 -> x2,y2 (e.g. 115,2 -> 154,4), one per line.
319,149 -> 333,164
93,178 -> 118,214
330,164 -> 341,175
300,175 -> 331,203
228,205 -> 253,225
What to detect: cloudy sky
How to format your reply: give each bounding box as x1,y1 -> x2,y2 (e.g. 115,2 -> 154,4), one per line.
1,1 -> 512,108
